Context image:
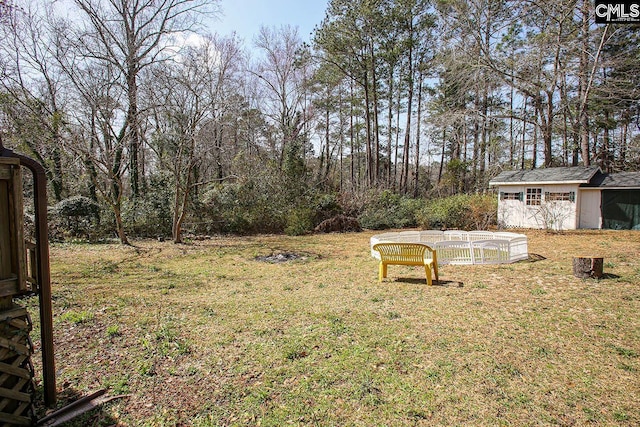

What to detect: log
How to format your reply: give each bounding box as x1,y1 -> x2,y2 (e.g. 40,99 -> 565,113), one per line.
573,256 -> 604,279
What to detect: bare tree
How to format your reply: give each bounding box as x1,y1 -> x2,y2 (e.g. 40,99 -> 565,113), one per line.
73,0 -> 218,198
54,35 -> 132,244
147,34 -> 244,243
0,0 -> 17,22
252,25 -> 313,170
0,2 -> 67,201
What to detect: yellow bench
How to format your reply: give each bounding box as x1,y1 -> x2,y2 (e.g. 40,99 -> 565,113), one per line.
372,242 -> 439,285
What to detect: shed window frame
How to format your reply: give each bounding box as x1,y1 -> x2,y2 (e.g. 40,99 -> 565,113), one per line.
526,188 -> 543,206
500,191 -> 523,201
545,191 -> 576,202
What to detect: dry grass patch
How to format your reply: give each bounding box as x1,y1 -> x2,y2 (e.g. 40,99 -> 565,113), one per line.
25,230 -> 640,426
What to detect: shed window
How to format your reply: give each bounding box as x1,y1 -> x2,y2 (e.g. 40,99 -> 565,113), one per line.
545,191 -> 575,202
500,192 -> 522,201
526,188 -> 542,206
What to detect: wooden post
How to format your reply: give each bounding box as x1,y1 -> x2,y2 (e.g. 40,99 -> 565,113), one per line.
0,159 -> 34,425
2,143 -> 56,407
0,159 -> 27,297
573,256 -> 604,279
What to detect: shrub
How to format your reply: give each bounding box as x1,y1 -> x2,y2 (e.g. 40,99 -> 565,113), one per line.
312,193 -> 343,224
200,178 -> 287,234
418,194 -> 469,229
467,194 -> 498,230
358,190 -> 424,230
52,196 -> 101,240
417,194 -> 497,230
199,168 -> 342,235
123,174 -> 173,238
283,192 -> 343,236
285,207 -> 315,236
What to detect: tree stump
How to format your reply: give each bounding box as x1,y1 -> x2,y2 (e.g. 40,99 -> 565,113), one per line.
572,256 -> 604,279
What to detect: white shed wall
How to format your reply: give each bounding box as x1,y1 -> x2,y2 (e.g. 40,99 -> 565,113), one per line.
497,185 -> 526,228
578,189 -> 602,229
497,184 -> 580,230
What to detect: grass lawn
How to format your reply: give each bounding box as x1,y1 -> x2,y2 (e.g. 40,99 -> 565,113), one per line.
27,229 -> 640,426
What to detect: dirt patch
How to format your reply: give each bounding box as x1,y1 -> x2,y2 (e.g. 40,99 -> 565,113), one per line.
254,252 -> 310,263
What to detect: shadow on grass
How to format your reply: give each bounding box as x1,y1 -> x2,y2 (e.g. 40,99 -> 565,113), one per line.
527,253 -> 547,262
584,273 -> 620,281
34,387 -> 123,426
389,278 -> 464,287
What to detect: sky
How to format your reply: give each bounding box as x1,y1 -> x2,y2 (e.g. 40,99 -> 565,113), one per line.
210,0 -> 329,45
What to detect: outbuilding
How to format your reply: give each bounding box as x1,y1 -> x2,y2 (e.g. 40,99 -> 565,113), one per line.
489,166 -> 640,230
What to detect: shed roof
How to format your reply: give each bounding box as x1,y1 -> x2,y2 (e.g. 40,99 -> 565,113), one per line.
584,171 -> 640,188
489,166 -> 601,186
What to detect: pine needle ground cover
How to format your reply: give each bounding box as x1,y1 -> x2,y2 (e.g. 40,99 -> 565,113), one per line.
28,230 -> 639,426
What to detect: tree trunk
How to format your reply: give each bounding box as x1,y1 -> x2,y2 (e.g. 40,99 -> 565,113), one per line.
472,93 -> 479,183
387,73 -> 394,187
393,90 -> 399,190
521,97 -> 527,170
579,0 -> 591,166
401,53 -> 414,195
438,129 -> 445,185
509,77 -> 515,168
350,81 -> 356,189
173,161 -> 194,244
602,110 -> 611,172
324,106 -> 331,183
413,70 -> 424,197
620,119 -> 628,166
479,77 -> 489,187
127,69 -> 141,198
573,256 -> 603,279
371,63 -> 381,185
363,69 -> 374,187
543,91 -> 554,167
113,201 -> 129,245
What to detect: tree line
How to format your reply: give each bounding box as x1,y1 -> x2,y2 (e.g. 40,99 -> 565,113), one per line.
1,0 -> 638,243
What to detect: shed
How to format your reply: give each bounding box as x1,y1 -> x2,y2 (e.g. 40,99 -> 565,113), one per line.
489,166 -> 640,230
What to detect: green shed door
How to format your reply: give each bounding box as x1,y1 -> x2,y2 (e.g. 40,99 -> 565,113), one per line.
601,190 -> 640,230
